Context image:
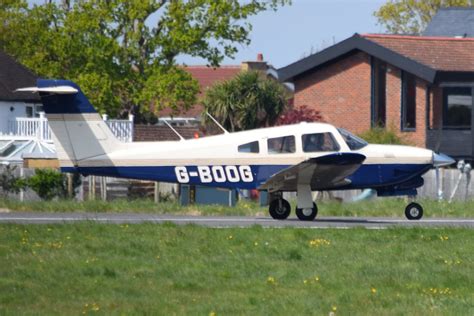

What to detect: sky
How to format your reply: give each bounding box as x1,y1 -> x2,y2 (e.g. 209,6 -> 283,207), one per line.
177,0 -> 388,68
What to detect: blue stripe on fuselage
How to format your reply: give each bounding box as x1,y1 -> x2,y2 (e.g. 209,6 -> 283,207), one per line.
62,163 -> 432,191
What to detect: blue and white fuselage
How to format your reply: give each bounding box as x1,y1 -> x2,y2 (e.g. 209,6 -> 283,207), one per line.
17,79 -> 454,220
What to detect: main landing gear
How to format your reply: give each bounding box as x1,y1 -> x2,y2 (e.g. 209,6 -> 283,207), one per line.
268,187 -> 318,221
268,198 -> 318,221
405,202 -> 423,220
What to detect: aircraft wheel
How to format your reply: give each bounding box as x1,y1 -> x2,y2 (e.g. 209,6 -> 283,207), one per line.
269,198 -> 291,220
296,203 -> 318,221
405,202 -> 423,220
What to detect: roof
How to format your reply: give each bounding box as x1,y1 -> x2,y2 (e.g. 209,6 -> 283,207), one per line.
278,33 -> 474,83
159,66 -> 241,118
364,34 -> 474,72
423,7 -> 474,38
0,50 -> 39,102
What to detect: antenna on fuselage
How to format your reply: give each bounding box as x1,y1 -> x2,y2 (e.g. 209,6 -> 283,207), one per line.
205,112 -> 229,134
163,120 -> 185,141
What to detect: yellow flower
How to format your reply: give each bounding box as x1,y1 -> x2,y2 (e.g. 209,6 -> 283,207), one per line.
254,242 -> 258,246
371,287 -> 377,294
267,276 -> 276,284
309,238 -> 330,247
332,306 -> 337,312
227,235 -> 233,240
303,279 -> 308,284
209,312 -> 216,316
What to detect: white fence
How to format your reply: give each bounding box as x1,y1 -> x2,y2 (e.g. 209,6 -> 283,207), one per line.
7,116 -> 51,140
4,113 -> 134,142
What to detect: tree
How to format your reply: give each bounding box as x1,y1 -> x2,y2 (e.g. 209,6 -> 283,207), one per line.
275,105 -> 323,125
374,0 -> 474,35
202,71 -> 289,132
0,0 -> 290,118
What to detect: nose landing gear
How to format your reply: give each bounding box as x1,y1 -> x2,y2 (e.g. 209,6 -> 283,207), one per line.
405,202 -> 423,220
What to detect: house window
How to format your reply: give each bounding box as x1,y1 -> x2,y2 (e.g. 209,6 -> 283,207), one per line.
401,72 -> 416,130
26,106 -> 33,118
371,58 -> 386,127
443,87 -> 472,129
267,135 -> 295,154
238,141 -> 259,153
302,133 -> 339,152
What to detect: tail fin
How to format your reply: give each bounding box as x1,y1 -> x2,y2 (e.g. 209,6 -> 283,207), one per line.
18,79 -> 120,167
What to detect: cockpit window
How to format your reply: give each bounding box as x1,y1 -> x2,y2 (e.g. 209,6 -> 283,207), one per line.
302,133 -> 340,152
337,128 -> 368,150
267,135 -> 295,154
238,141 -> 259,153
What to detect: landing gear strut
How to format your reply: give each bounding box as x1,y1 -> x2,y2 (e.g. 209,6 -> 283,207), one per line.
269,198 -> 291,220
405,202 -> 423,220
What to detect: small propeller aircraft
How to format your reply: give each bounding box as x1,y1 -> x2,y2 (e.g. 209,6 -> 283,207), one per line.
17,79 -> 455,221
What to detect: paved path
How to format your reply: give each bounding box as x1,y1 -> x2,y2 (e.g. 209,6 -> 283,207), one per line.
0,212 -> 473,229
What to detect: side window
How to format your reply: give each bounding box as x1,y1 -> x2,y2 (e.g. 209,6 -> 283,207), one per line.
302,133 -> 340,152
25,106 -> 33,118
238,141 -> 259,153
267,136 -> 295,154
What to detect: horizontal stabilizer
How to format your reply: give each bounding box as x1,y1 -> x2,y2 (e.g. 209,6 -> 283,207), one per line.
15,86 -> 78,94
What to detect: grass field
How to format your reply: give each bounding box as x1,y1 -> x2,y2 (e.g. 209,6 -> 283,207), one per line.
1,223 -> 473,315
1,197 -> 474,218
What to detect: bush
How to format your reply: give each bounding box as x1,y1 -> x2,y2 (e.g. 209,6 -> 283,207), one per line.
357,126 -> 408,145
27,169 -> 67,200
0,165 -> 26,197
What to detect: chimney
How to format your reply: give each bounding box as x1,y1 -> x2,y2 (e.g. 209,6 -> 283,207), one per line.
241,53 -> 268,72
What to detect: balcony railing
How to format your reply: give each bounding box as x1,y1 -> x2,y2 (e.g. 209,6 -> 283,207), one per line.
2,113 -> 134,142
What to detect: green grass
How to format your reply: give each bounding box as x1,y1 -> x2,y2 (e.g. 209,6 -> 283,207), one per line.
0,224 -> 473,314
1,197 -> 474,218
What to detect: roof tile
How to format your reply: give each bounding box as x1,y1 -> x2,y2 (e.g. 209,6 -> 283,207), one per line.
362,34 -> 474,72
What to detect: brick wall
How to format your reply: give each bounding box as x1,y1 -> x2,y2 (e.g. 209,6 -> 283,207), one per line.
134,125 -> 203,142
293,51 -> 431,147
293,52 -> 371,134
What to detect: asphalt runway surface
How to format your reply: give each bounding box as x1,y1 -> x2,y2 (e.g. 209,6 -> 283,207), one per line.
0,212 -> 473,229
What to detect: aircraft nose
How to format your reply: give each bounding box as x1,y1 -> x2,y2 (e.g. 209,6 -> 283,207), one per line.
433,152 -> 456,167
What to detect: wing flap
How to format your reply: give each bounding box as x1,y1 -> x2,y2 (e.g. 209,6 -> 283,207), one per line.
259,152 -> 365,192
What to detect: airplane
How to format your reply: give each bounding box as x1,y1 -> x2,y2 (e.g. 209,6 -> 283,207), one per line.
16,79 -> 455,221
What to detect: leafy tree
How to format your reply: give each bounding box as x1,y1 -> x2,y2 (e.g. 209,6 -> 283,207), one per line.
374,0 -> 474,35
203,71 -> 289,132
0,0 -> 289,118
275,105 -> 323,125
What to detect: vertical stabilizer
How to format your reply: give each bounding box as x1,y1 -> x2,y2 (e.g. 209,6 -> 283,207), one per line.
34,79 -> 119,167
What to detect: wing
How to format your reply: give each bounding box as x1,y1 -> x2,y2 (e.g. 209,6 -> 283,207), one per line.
259,152 -> 366,192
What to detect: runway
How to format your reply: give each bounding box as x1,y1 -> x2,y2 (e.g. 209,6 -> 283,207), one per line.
0,212 -> 473,228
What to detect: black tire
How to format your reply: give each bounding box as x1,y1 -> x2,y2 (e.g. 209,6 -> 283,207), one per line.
269,198 -> 291,220
296,202 -> 318,221
405,202 -> 423,220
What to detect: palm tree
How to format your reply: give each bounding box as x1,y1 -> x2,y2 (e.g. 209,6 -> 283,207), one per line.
203,71 -> 288,132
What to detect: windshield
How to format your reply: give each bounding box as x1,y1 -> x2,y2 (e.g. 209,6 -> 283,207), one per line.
337,128 -> 368,150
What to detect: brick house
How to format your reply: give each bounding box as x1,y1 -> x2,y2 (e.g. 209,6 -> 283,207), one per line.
278,33 -> 474,160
